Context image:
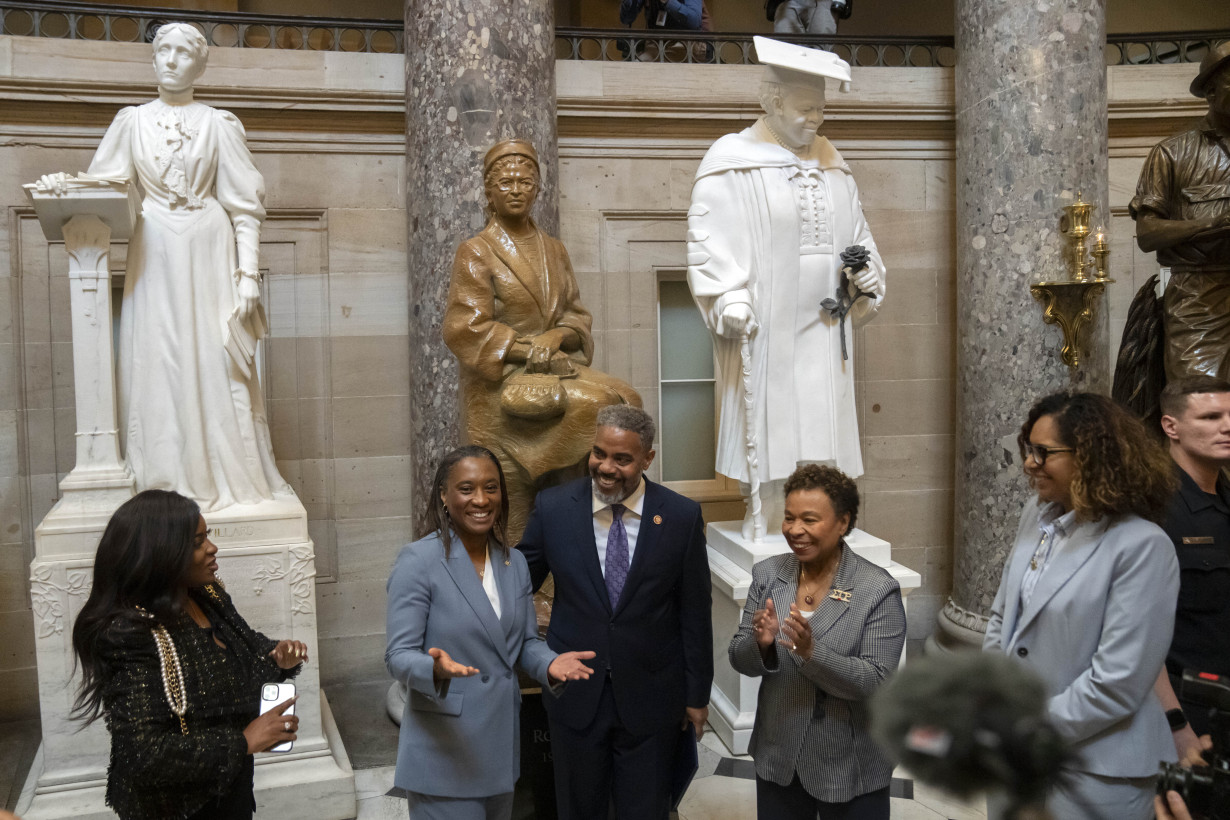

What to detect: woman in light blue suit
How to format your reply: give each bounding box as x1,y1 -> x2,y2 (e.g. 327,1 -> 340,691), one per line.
985,393 -> 1180,820
386,446 -> 595,820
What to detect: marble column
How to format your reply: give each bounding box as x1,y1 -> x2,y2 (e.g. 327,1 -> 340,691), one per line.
406,0 -> 559,535
933,0 -> 1110,650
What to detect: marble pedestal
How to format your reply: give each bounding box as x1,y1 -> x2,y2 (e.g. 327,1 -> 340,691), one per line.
18,181 -> 355,819
705,521 -> 921,755
19,497 -> 357,820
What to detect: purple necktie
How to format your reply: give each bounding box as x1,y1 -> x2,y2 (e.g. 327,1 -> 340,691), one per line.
605,503 -> 629,607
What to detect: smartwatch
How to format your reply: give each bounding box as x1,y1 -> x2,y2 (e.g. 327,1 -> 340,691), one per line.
1166,708 -> 1188,731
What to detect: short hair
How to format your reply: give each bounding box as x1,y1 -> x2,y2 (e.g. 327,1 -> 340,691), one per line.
1018,392 -> 1176,523
152,23 -> 209,65
423,445 -> 510,558
1159,376 -> 1230,418
783,464 -> 859,535
757,78 -> 824,117
596,404 -> 655,452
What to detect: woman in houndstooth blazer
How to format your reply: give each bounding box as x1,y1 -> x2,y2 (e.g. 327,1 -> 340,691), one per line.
730,465 -> 906,819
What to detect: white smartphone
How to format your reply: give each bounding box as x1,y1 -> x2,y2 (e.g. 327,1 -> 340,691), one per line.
258,682 -> 296,753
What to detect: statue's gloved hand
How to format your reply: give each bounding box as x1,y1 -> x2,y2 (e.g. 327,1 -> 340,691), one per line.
846,264 -> 882,298
548,351 -> 577,377
525,328 -> 572,373
37,172 -> 70,195
237,275 -> 261,320
717,303 -> 759,339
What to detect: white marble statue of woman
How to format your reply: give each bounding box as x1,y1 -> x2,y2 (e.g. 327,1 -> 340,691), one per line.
47,23 -> 291,511
687,38 -> 885,538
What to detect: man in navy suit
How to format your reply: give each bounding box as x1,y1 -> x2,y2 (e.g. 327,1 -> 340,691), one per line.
519,404 -> 713,819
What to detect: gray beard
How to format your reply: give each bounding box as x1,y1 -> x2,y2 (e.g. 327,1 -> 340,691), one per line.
592,480 -> 631,506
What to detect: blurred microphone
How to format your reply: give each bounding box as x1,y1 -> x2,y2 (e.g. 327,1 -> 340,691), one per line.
870,652 -> 1068,818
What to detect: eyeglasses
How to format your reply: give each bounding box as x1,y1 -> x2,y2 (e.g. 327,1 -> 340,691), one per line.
1023,443 -> 1074,465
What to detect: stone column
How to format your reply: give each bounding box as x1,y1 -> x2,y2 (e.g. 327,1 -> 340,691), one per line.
405,0 -> 559,536
933,0 -> 1110,650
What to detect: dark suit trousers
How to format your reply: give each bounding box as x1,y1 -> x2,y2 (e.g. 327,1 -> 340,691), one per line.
549,675 -> 675,820
755,776 -> 889,820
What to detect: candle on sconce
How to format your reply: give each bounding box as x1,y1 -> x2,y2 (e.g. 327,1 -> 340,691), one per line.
1091,225 -> 1110,280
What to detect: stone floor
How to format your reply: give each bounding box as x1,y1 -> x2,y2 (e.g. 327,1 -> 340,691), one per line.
2,679 -> 988,819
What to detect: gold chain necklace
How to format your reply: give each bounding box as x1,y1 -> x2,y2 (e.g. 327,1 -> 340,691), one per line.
798,566 -> 830,607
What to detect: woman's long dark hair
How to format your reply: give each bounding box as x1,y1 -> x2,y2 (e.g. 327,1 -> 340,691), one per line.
423,445 -> 510,559
71,489 -> 202,724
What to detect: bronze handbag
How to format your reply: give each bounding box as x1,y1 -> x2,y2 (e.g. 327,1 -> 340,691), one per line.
500,372 -> 567,420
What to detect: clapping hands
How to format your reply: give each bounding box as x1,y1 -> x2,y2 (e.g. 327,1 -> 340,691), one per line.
780,603 -> 815,658
752,598 -> 780,650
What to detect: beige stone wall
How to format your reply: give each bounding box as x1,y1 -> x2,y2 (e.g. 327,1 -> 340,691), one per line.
0,33 -> 1208,720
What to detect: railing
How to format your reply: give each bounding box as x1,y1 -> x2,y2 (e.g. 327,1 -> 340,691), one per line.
0,0 -> 404,52
554,28 -> 956,67
0,0 -> 1225,67
1106,31 -> 1227,66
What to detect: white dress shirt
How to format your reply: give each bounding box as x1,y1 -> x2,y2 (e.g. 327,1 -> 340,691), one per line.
591,477 -> 647,578
480,548 -> 501,619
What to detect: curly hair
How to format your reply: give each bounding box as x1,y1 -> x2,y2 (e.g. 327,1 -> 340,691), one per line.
423,445 -> 510,559
782,464 -> 859,535
1018,392 -> 1176,523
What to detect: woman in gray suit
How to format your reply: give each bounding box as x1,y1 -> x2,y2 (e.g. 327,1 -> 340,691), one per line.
729,465 -> 906,819
985,393 -> 1180,820
386,445 -> 595,819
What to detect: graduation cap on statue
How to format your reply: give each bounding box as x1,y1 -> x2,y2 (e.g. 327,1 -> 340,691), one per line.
753,35 -> 852,93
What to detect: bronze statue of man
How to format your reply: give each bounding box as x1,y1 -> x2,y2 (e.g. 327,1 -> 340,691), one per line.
1130,42 -> 1230,382
444,139 -> 640,539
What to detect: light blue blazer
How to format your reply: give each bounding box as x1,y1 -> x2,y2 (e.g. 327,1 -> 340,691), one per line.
984,498 -> 1180,778
385,532 -> 557,798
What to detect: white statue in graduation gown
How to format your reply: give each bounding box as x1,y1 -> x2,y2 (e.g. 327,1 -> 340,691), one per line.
687,119 -> 885,486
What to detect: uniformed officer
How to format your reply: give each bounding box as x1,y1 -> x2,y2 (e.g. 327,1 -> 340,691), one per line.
1155,376 -> 1230,765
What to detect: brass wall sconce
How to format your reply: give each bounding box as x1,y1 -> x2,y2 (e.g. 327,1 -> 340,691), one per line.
1030,192 -> 1113,368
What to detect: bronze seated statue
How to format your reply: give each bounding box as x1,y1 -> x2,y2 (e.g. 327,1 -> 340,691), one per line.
444,139 -> 641,540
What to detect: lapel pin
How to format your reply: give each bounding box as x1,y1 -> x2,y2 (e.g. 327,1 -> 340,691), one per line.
829,589 -> 852,603
653,515 -> 662,525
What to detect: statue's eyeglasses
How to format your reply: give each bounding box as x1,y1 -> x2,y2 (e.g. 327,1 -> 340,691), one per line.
1023,443 -> 1074,465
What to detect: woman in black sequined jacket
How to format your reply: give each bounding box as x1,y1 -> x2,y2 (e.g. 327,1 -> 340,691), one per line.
71,490 -> 309,820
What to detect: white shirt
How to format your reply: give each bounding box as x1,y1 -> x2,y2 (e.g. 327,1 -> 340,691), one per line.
591,477 -> 647,578
480,548 -> 501,619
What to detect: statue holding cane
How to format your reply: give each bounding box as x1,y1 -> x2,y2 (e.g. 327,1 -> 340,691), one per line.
687,37 -> 885,540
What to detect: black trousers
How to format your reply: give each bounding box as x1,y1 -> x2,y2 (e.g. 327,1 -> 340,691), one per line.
755,775 -> 889,820
549,675 -> 675,820
186,756 -> 255,820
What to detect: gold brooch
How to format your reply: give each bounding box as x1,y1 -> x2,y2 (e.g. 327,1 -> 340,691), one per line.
829,589 -> 852,603
653,515 -> 663,524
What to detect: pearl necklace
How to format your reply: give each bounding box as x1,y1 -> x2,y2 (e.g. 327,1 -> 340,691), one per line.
136,605 -> 189,735
764,118 -> 811,158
